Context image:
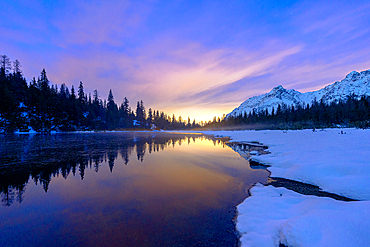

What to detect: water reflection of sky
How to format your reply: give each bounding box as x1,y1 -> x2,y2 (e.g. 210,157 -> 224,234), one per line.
0,133 -> 268,247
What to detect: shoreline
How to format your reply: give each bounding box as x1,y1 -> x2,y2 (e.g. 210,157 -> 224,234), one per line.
201,128 -> 370,246
227,140 -> 356,201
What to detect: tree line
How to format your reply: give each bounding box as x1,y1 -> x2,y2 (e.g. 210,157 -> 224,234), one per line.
0,55 -> 200,133
205,95 -> 370,129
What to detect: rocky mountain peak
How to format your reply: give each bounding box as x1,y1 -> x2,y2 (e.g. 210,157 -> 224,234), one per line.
227,69 -> 370,118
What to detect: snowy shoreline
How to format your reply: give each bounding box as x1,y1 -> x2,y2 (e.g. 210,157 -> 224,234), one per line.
201,128 -> 370,247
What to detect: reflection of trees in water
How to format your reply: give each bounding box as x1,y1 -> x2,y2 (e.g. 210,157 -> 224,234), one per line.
0,133 -> 209,206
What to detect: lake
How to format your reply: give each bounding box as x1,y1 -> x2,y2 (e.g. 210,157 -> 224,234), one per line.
0,132 -> 269,247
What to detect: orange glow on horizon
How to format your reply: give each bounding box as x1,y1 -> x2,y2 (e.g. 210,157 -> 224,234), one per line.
157,105 -> 236,124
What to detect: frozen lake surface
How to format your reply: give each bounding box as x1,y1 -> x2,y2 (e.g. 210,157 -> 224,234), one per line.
0,132 -> 269,247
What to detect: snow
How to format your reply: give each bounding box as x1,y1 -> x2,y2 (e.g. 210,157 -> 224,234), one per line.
14,127 -> 38,134
200,128 -> 370,246
133,120 -> 140,126
227,69 -> 370,117
238,184 -> 370,247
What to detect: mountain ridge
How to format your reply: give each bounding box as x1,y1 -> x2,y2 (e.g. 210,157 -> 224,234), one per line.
227,69 -> 370,118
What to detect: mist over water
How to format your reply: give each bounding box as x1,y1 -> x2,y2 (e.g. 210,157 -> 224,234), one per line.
0,132 -> 269,247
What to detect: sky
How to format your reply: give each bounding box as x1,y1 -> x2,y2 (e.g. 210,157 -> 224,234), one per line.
1,0 -> 370,122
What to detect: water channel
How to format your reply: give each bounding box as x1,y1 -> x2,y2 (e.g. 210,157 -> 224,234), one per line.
0,132 -> 269,247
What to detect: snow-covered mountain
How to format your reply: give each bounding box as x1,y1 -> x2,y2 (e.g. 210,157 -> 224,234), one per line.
227,69 -> 370,118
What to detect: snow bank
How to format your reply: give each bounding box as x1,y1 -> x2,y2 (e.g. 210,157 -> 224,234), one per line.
206,128 -> 370,200
237,184 -> 370,247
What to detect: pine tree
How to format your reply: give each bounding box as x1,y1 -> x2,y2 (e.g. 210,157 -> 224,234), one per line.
119,97 -> 130,128
89,89 -> 105,129
13,59 -> 21,74
147,108 -> 153,127
33,69 -> 52,131
122,97 -> 129,115
71,85 -> 76,99
106,89 -> 118,129
135,101 -> 146,127
67,85 -> 79,128
0,55 -> 11,75
172,114 -> 176,128
140,100 -> 146,121
0,72 -> 19,132
38,69 -> 49,92
78,81 -> 86,103
93,89 -> 99,103
107,90 -> 114,106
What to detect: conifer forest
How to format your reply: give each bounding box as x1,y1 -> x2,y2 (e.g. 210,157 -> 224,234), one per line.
0,55 -> 200,133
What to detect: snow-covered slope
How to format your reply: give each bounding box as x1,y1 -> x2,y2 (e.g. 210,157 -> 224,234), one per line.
227,69 -> 370,118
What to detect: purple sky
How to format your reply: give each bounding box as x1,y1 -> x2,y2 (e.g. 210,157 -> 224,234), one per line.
1,0 -> 370,122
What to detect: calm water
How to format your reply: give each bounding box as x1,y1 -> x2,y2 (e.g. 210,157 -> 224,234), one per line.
0,132 -> 269,247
